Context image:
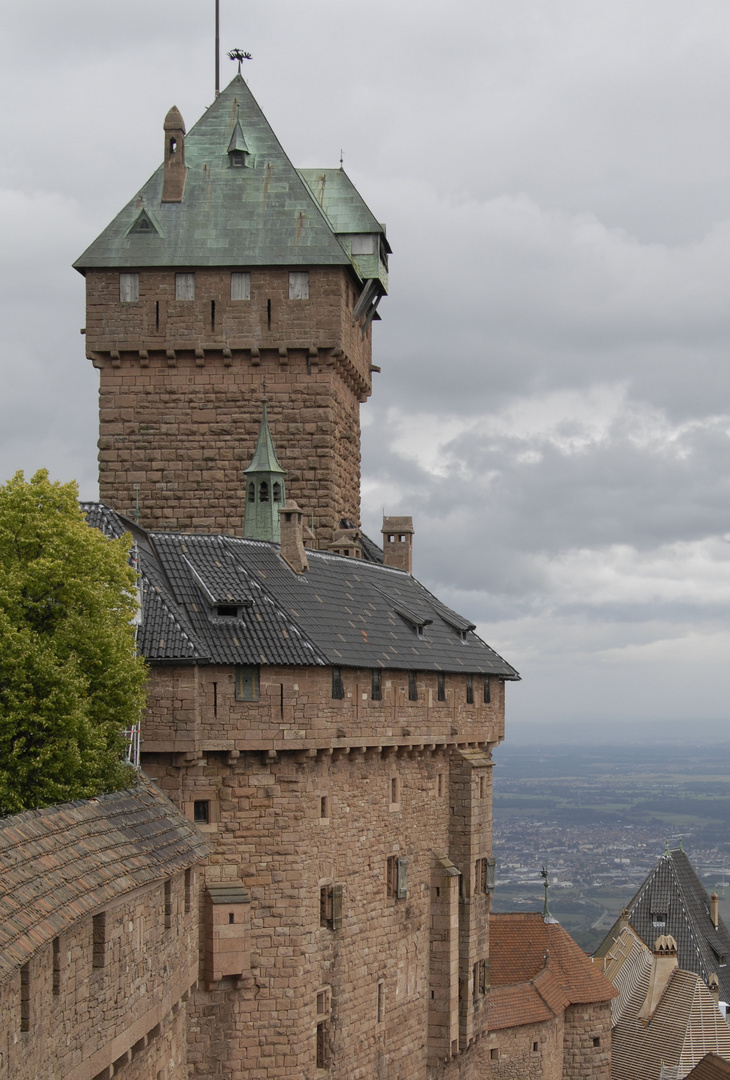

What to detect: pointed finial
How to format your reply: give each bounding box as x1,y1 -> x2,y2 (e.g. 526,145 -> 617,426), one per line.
541,864 -> 552,919
664,839 -> 670,857
679,836 -> 684,853
340,148 -> 344,168
228,48 -> 253,76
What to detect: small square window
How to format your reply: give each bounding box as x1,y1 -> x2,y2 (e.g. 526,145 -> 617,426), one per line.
532,1041 -> 539,1053
119,273 -> 139,302
289,271 -> 309,300
371,669 -> 382,701
193,800 -> 210,824
175,272 -> 195,300
593,1037 -> 600,1048
490,1048 -> 499,1061
235,665 -> 259,701
231,271 -> 250,300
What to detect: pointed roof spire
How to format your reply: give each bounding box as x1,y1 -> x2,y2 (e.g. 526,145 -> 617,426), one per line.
244,400 -> 285,477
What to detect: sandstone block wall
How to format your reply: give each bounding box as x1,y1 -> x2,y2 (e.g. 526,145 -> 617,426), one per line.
84,267 -> 373,541
562,1002 -> 612,1080
0,873 -> 200,1080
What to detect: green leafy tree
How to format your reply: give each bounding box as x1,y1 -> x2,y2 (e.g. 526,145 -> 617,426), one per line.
0,470 -> 147,814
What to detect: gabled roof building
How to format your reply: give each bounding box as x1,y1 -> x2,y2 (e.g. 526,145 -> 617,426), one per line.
596,848 -> 730,1005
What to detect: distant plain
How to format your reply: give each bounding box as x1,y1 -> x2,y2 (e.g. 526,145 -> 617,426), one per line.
491,740 -> 730,952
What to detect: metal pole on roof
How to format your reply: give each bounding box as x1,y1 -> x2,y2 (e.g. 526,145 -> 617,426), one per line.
215,0 -> 220,96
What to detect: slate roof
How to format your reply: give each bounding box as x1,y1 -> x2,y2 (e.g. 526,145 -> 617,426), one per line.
81,503 -> 519,678
74,75 -> 386,274
488,912 -> 616,1031
595,849 -> 730,1004
602,927 -> 730,1080
0,776 -> 209,985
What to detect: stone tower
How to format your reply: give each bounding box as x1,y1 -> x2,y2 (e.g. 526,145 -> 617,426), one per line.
75,74 -> 389,545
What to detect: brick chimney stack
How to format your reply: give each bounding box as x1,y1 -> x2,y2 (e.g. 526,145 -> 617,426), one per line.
162,106 -> 186,202
279,500 -> 309,574
711,892 -> 719,929
382,517 -> 414,573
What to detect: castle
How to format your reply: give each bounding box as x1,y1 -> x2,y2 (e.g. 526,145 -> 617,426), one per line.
0,73 -> 617,1080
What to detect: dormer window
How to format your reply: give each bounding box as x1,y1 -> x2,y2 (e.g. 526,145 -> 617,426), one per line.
215,605 -> 240,618
652,912 -> 667,927
230,150 -> 245,167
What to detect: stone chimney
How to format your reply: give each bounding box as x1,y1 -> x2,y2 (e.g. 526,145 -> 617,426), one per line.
638,935 -> 679,1025
162,106 -> 186,202
279,500 -> 309,574
709,972 -> 720,1005
711,893 -> 719,930
382,517 -> 414,573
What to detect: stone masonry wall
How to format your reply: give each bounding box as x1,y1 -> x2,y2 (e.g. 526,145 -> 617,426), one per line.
434,1014 -> 564,1080
562,1002 -> 612,1080
0,873 -> 200,1080
144,743 -> 496,1080
84,267 -> 374,541
141,664 -> 506,756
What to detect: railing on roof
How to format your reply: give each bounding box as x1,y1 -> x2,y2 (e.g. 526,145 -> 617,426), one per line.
123,724 -> 141,769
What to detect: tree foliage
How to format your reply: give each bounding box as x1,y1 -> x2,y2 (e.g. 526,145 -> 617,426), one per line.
0,471 -> 147,814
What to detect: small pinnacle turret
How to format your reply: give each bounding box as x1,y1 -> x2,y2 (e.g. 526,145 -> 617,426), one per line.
243,401 -> 286,542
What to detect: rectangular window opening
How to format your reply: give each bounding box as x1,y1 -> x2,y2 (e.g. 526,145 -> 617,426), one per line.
193,800 -> 210,824
437,773 -> 444,797
20,962 -> 30,1032
235,664 -> 260,701
184,868 -> 192,914
92,912 -> 107,968
593,1037 -> 601,1048
164,880 -> 172,930
289,271 -> 309,300
371,669 -> 382,701
466,674 -> 474,705
408,672 -> 418,701
316,1021 -> 328,1069
332,667 -> 344,700
484,676 -> 491,704
377,980 -> 384,1023
479,774 -> 486,799
533,1041 -> 539,1053
437,672 -> 446,701
490,1048 -> 499,1061
231,271 -> 251,301
119,272 -> 139,302
320,795 -> 329,819
390,777 -> 400,805
52,937 -> 60,996
175,272 -> 195,300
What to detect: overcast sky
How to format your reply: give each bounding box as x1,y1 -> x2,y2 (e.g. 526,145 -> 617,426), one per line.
3,1 -> 730,739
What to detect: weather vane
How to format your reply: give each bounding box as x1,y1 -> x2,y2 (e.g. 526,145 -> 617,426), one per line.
228,48 -> 253,75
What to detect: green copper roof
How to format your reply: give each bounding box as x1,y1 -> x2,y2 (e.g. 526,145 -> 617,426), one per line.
244,401 -> 285,476
74,75 -> 379,272
298,168 -> 389,243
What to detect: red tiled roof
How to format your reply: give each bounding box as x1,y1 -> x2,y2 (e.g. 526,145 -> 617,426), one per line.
488,983 -> 554,1030
490,912 -> 617,1006
0,776 -> 209,984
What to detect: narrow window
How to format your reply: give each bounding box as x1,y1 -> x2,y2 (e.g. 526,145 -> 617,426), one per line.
20,962 -> 30,1032
386,856 -> 398,898
377,980 -> 384,1022
316,988 -> 331,1067
475,858 -> 487,894
593,1037 -> 601,1048
247,482 -> 255,502
231,271 -> 251,300
437,672 -> 446,701
267,298 -> 272,329
273,482 -> 282,503
316,1021 -> 329,1069
319,884 -> 343,930
486,857 -> 496,891
52,936 -> 60,996
466,674 -> 474,705
119,272 -> 139,302
479,774 -> 486,799
408,672 -> 418,701
169,137 -> 177,154
175,272 -> 195,300
184,868 -> 192,914
320,795 -> 329,819
193,800 -> 210,824
210,299 -> 216,329
533,1041 -> 539,1053
212,681 -> 218,717
371,669 -> 382,701
387,855 -> 408,899
259,480 -> 269,502
289,271 -> 309,300
437,773 -> 444,797
164,880 -> 172,930
332,667 -> 344,700
92,912 -> 107,968
390,777 -> 400,805
235,665 -> 260,701
228,912 -> 235,924
155,299 -> 160,329
484,676 -> 491,704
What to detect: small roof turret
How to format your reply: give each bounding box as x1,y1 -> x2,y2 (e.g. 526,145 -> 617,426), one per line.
243,401 -> 286,543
